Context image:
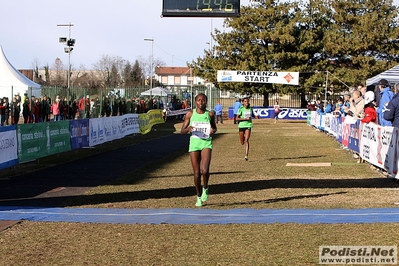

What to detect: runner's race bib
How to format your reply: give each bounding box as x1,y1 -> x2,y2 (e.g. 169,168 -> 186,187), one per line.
243,110 -> 251,118
192,122 -> 211,139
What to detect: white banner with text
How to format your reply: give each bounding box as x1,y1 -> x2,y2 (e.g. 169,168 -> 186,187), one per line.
217,70 -> 299,85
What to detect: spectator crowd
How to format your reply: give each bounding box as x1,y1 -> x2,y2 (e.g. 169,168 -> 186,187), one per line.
306,78 -> 399,127
307,78 -> 399,163
0,91 -> 189,126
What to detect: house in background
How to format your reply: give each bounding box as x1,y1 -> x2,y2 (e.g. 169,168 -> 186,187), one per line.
154,66 -> 209,89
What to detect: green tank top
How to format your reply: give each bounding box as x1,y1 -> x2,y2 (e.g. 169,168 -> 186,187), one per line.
189,109 -> 213,152
237,106 -> 254,128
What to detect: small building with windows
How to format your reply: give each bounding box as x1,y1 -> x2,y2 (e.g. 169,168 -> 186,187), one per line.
154,66 -> 208,89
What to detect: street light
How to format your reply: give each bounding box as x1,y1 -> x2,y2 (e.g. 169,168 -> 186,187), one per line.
190,67 -> 193,108
144,38 -> 154,97
57,23 -> 75,91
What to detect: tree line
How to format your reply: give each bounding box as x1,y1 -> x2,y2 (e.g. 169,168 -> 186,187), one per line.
32,54 -> 165,90
190,0 -> 399,106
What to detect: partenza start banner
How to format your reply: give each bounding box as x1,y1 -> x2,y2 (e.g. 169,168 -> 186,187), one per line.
217,70 -> 299,85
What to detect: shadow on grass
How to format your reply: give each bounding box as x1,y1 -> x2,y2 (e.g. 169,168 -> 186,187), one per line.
123,171 -> 246,180
0,177 -> 397,208
0,122 -> 227,208
269,155 -> 326,161
0,119 -> 397,209
210,191 -> 348,207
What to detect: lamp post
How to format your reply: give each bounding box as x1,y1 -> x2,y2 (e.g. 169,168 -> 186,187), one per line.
144,38 -> 154,99
190,67 -> 193,108
57,23 -> 75,91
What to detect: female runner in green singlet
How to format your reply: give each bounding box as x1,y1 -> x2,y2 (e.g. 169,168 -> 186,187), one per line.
181,93 -> 217,207
236,97 -> 259,161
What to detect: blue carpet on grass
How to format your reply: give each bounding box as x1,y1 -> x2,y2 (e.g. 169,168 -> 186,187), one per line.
1,206 -> 399,224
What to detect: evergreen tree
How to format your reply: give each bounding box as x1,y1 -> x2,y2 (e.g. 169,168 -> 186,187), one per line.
109,64 -> 121,88
123,61 -> 133,87
132,60 -> 144,86
191,0 -> 399,104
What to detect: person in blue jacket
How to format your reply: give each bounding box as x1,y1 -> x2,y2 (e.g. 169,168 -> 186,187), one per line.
233,98 -> 242,124
377,79 -> 394,126
213,101 -> 223,124
384,84 -> 399,128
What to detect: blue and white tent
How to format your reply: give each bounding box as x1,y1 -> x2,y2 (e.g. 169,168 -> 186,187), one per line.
366,64 -> 399,86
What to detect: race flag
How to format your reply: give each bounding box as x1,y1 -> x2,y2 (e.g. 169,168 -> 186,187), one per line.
217,70 -> 299,85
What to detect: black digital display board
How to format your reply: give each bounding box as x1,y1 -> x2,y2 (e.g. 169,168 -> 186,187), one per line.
162,0 -> 240,17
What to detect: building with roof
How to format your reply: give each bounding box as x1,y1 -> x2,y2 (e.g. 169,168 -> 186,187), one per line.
154,66 -> 209,89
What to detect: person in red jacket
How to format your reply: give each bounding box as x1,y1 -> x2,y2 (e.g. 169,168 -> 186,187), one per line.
361,91 -> 376,124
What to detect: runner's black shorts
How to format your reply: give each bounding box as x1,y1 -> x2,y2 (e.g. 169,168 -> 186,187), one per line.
239,127 -> 251,132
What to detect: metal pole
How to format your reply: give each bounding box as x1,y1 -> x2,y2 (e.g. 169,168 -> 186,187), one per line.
324,71 -> 329,102
67,24 -> 71,91
210,18 -> 213,50
144,38 -> 154,101
57,23 -> 74,91
190,68 -> 193,108
150,39 -> 153,91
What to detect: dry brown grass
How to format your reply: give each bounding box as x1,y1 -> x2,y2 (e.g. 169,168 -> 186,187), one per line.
1,119 -> 399,266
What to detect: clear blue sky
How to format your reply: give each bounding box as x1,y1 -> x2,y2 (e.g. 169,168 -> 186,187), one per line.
0,0 -> 397,70
0,0 -> 250,70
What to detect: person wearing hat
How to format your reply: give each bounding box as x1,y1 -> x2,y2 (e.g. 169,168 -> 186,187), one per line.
377,79 -> 393,126
361,91 -> 376,124
384,85 -> 399,128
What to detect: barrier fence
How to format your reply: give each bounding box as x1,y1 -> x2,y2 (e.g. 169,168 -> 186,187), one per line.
308,111 -> 398,178
5,109 -> 392,177
0,110 -> 164,170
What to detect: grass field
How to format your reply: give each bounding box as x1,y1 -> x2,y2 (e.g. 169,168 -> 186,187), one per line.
1,119 -> 399,266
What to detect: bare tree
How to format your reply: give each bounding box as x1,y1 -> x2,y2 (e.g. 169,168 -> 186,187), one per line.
137,55 -> 165,86
31,58 -> 45,85
52,58 -> 65,87
92,55 -> 125,88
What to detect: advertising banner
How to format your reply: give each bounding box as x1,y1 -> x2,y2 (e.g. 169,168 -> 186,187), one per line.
17,122 -> 71,163
89,118 -> 105,147
103,116 -> 113,142
89,114 -> 140,146
17,123 -> 48,163
359,123 -> 393,169
0,125 -> 18,170
48,120 -> 71,155
251,108 -> 307,120
341,120 -> 351,148
139,109 -> 164,134
307,111 -> 312,125
120,114 -> 140,137
385,127 -> 399,177
217,70 -> 299,85
347,120 -> 361,153
70,119 -> 90,149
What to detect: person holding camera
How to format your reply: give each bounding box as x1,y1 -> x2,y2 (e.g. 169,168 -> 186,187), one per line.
344,90 -> 364,119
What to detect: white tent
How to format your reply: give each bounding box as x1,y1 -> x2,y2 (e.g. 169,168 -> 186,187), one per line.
140,87 -> 173,97
0,45 -> 41,100
366,64 -> 399,86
